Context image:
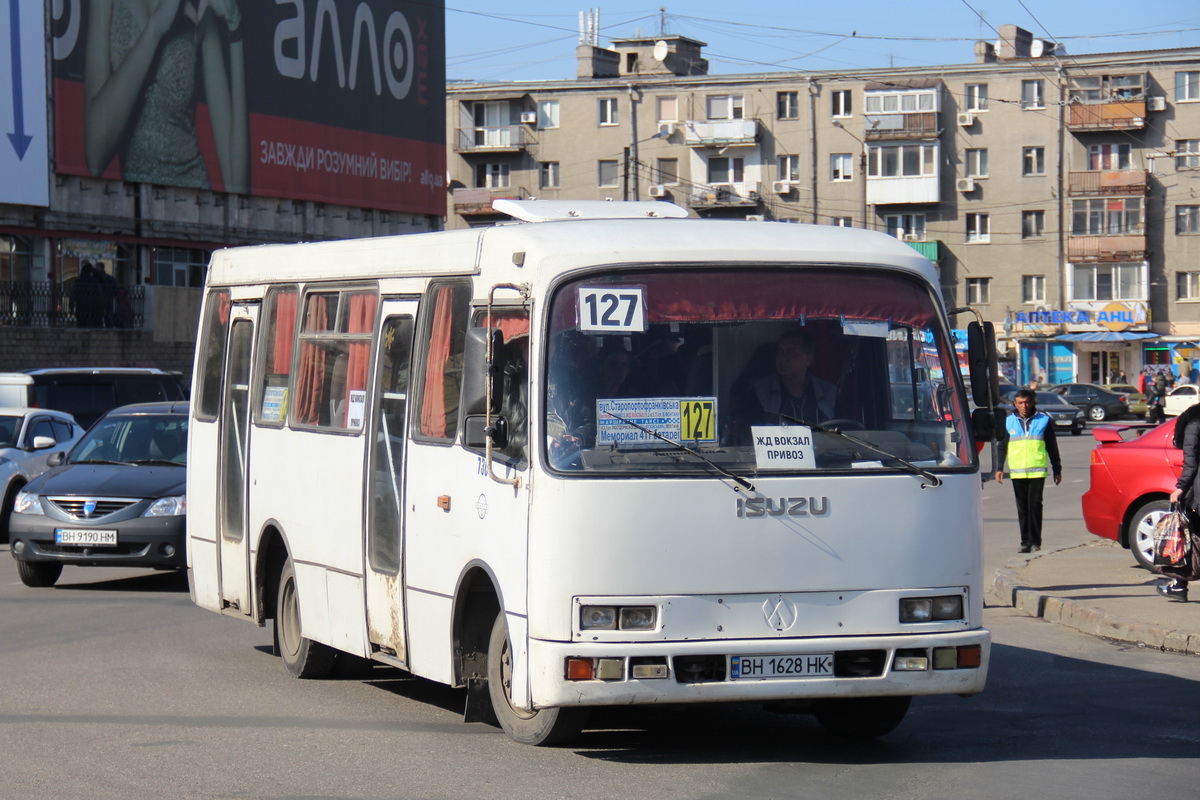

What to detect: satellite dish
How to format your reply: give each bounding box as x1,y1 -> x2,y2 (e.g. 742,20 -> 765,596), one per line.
652,40 -> 669,62
1031,39 -> 1045,57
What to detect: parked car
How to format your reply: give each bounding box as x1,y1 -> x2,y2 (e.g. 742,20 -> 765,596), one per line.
8,402 -> 188,587
1163,384 -> 1200,417
6,368 -> 187,429
1046,383 -> 1129,422
1083,419 -> 1182,569
998,391 -> 1085,436
1104,383 -> 1148,418
1,408 -> 85,542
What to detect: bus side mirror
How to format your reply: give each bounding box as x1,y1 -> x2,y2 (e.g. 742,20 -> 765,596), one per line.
967,321 -> 999,407
462,327 -> 504,417
971,407 -> 997,442
464,415 -> 509,449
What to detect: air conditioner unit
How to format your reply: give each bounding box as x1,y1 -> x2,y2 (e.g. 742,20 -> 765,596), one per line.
902,233 -> 922,242
772,180 -> 792,194
519,111 -> 537,124
957,112 -> 976,127
657,122 -> 675,136
956,177 -> 976,192
648,184 -> 668,198
746,215 -> 765,222
1148,96 -> 1166,112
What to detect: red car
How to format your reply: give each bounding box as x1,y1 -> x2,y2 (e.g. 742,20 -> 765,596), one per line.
1082,420 -> 1182,568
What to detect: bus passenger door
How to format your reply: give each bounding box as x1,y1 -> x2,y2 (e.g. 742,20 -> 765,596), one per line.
364,306 -> 416,661
217,307 -> 257,616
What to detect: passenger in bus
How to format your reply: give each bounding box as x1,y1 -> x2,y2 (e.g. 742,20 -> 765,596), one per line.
730,329 -> 838,441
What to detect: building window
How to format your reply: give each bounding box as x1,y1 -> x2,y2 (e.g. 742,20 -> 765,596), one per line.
1177,71 -> 1200,102
706,95 -> 744,120
598,160 -> 619,187
1072,263 -> 1143,301
831,90 -> 852,118
474,163 -> 509,189
537,100 -> 559,129
830,153 -> 853,181
884,214 -> 926,240
1022,210 -> 1046,239
1088,143 -> 1132,170
966,213 -> 990,243
539,161 -> 560,189
777,91 -> 799,120
1022,146 -> 1045,176
778,154 -> 800,183
598,98 -> 618,126
1021,80 -> 1045,109
864,91 -> 935,113
656,158 -> 679,185
656,95 -> 677,122
707,156 -> 745,184
1072,198 -> 1143,235
1177,139 -> 1200,170
867,143 -> 937,177
154,246 -> 209,287
965,148 -> 988,178
832,217 -> 853,227
1179,205 -> 1200,235
1178,271 -> 1200,300
966,277 -> 991,305
965,83 -> 988,111
1022,275 -> 1046,304
1069,74 -> 1145,103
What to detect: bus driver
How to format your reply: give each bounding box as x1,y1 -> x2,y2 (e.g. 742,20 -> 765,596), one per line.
734,329 -> 838,435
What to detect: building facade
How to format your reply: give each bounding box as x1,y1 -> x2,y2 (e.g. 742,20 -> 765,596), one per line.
446,26 -> 1200,386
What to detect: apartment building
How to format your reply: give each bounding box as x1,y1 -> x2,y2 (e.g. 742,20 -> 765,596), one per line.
446,26 -> 1200,385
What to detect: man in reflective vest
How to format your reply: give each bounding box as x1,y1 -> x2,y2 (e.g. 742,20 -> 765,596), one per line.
995,389 -> 1062,553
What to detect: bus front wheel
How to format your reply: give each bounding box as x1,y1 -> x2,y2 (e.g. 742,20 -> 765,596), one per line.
813,695 -> 911,738
274,559 -> 336,679
486,612 -> 588,746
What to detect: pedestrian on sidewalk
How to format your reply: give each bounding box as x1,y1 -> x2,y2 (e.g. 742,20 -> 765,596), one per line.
1164,404 -> 1200,601
995,389 -> 1062,553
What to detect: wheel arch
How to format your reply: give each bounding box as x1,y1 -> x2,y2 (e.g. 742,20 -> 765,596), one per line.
255,519 -> 291,622
451,559 -> 505,690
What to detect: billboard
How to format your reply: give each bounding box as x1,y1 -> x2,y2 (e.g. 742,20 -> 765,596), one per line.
2,0 -> 49,207
50,0 -> 445,215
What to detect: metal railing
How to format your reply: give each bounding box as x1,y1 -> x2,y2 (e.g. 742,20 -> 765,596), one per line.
0,281 -> 145,329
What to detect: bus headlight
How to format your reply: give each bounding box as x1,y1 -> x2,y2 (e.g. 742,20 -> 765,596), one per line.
580,605 -> 658,631
899,595 -> 963,622
581,606 -> 617,630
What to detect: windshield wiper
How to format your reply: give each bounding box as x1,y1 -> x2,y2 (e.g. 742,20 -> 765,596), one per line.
128,459 -> 182,467
72,459 -> 134,466
780,414 -> 942,489
600,409 -> 755,494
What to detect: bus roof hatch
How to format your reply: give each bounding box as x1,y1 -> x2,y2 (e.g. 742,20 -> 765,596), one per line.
492,199 -> 690,223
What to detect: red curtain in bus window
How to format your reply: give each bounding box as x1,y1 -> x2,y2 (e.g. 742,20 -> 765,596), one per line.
272,290 -> 298,374
420,286 -> 454,437
486,312 -> 530,342
294,295 -> 329,426
345,293 -> 377,393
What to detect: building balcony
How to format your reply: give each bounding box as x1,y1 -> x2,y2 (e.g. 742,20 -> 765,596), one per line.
682,119 -> 758,147
863,112 -> 940,141
1067,234 -> 1146,262
1068,170 -> 1149,196
903,239 -> 941,264
867,175 -> 940,205
1067,101 -> 1146,132
453,126 -> 531,153
451,186 -> 531,216
689,183 -> 762,208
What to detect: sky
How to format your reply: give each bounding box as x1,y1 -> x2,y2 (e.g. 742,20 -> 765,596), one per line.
445,0 -> 1200,83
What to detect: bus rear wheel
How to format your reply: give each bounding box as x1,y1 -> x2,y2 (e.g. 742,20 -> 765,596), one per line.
487,612 -> 587,746
274,559 -> 336,679
813,695 -> 911,738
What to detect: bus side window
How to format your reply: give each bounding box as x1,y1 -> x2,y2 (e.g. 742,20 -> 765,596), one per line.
466,309 -> 530,466
413,281 -> 471,442
195,290 -> 231,421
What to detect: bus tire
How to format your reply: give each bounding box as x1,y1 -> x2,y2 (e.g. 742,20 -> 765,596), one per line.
813,695 -> 911,738
16,560 -> 63,588
487,612 -> 587,746
274,559 -> 336,679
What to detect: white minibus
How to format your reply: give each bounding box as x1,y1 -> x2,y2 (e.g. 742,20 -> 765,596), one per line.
188,200 -> 993,745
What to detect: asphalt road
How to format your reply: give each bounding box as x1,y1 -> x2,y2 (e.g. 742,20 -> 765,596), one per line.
2,427 -> 1197,799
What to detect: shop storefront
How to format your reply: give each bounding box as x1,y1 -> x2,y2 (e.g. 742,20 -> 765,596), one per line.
1006,301 -> 1154,386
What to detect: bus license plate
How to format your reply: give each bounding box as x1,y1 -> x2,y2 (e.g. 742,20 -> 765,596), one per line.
731,653 -> 833,679
55,529 -> 118,546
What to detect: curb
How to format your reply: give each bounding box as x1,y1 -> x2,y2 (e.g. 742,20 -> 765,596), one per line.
991,563 -> 1200,656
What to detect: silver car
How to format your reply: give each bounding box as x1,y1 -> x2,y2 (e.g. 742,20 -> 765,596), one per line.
1,408 -> 85,542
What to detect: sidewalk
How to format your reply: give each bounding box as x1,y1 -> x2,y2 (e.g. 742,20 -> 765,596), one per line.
989,538 -> 1200,656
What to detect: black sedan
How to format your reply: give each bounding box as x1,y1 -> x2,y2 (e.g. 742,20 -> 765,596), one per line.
8,402 -> 188,587
1046,382 -> 1130,422
998,391 -> 1086,436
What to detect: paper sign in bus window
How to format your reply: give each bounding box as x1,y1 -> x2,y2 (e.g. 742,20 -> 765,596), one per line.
578,287 -> 647,333
752,425 -> 816,470
597,397 -> 718,446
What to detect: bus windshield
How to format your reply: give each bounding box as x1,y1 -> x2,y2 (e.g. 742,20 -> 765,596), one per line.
544,267 -> 972,476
